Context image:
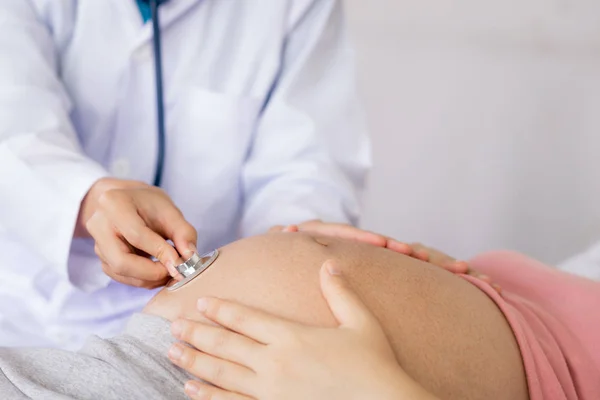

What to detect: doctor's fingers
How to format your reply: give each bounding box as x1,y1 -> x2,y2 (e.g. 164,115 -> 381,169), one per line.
94,239 -> 179,278
102,248 -> 171,285
98,202 -> 184,274
89,216 -> 172,283
115,188 -> 198,260
145,205 -> 198,260
100,262 -> 169,289
94,244 -> 174,288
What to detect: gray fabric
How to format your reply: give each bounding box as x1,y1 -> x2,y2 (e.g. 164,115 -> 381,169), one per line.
0,313 -> 194,399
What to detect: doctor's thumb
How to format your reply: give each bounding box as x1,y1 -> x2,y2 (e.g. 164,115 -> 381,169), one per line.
319,260 -> 376,330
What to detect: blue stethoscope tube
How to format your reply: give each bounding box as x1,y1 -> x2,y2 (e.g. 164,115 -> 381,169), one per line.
147,0 -> 168,187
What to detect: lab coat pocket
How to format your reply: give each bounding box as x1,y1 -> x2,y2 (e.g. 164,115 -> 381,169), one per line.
166,88 -> 262,241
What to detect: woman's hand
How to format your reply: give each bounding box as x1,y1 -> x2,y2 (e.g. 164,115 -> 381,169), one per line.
269,220 -> 420,258
78,177 -> 198,288
409,243 -> 500,291
270,221 -> 458,269
272,221 -> 500,292
168,261 -> 438,400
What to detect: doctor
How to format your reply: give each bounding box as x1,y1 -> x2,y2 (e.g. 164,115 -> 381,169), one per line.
0,0 -> 369,349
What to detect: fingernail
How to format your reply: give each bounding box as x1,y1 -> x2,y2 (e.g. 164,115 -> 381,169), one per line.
168,344 -> 184,360
185,381 -> 201,396
171,320 -> 183,338
181,244 -> 197,259
165,261 -> 177,277
389,240 -> 411,253
326,261 -> 342,275
197,298 -> 209,312
453,261 -> 470,272
441,262 -> 457,271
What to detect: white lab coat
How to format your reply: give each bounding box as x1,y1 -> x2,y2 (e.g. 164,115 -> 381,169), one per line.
0,0 -> 370,348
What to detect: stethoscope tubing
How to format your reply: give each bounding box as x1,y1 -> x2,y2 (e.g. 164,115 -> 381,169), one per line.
150,0 -> 167,187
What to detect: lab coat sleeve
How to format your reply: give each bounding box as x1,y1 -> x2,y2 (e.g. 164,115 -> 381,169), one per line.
0,2 -> 110,288
239,0 -> 371,237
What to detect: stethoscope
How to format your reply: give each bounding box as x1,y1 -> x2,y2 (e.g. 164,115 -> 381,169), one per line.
140,0 -> 221,290
168,249 -> 220,291
142,0 -> 169,187
143,0 -> 221,289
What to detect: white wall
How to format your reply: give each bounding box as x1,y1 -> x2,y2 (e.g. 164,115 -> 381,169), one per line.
346,0 -> 600,264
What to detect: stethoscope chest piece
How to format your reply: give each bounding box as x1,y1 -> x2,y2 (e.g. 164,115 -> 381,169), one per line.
168,249 -> 220,291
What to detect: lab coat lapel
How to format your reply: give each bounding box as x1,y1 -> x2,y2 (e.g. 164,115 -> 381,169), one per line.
160,0 -> 206,29
113,0 -> 206,49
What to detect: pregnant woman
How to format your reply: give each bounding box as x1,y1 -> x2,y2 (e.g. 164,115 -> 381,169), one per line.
0,226 -> 598,399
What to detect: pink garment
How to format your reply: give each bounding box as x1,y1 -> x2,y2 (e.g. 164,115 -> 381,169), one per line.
464,251 -> 600,400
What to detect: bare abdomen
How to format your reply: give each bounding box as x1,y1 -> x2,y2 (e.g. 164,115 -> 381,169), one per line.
146,232 -> 529,400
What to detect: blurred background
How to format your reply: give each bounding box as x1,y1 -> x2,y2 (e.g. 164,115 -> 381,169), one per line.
345,0 -> 600,264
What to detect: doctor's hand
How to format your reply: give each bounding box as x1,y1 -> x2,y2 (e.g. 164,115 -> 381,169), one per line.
168,261 -> 438,400
77,177 -> 197,288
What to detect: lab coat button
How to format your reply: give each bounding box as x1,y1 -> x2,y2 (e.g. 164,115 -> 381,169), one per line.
111,158 -> 131,178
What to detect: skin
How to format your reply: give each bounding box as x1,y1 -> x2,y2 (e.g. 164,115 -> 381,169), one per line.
274,222 -> 500,292
169,261 -> 440,400
143,231 -> 529,400
169,223 -> 501,399
76,177 -> 197,288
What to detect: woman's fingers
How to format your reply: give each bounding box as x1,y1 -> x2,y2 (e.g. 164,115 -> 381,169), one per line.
385,240 -> 413,255
406,243 -> 431,262
297,221 -> 388,247
196,297 -> 293,345
414,250 -> 430,262
469,270 -> 502,292
268,225 -> 285,233
282,225 -> 299,233
319,260 -> 380,330
168,343 -> 255,396
275,221 -> 420,257
171,319 -> 261,367
446,260 -> 470,274
184,381 -> 254,400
